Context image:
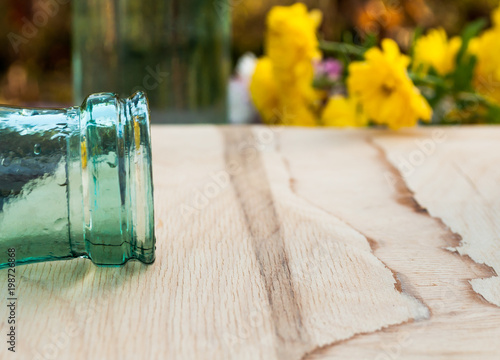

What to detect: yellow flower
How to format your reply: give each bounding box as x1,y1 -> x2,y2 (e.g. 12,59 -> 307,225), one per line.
266,3 -> 322,82
469,6 -> 500,104
281,98 -> 319,126
413,28 -> 462,75
348,39 -> 432,129
493,4 -> 500,27
250,3 -> 323,126
322,95 -> 368,127
250,57 -> 279,122
250,57 -> 318,126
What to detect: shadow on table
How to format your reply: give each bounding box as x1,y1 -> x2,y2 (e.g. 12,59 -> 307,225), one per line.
15,257 -> 152,295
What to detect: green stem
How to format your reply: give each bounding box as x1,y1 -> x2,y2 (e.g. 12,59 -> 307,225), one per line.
319,40 -> 366,58
409,73 -> 448,89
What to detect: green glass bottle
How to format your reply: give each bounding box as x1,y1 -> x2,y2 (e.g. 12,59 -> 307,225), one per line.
0,92 -> 155,268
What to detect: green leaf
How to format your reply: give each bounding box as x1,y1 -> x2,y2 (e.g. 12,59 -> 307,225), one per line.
410,73 -> 448,89
319,40 -> 366,60
362,33 -> 378,49
409,27 -> 424,58
342,31 -> 354,45
487,103 -> 500,124
456,19 -> 487,65
454,54 -> 478,92
451,19 -> 486,93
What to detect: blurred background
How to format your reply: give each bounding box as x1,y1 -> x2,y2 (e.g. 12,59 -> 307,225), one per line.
0,0 -> 498,110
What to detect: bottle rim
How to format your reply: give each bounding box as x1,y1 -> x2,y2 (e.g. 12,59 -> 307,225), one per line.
125,91 -> 156,264
77,91 -> 156,265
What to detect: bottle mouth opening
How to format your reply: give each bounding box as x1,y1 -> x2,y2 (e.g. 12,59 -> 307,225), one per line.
125,91 -> 156,264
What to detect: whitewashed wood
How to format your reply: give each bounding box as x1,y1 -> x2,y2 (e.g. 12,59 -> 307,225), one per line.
0,126 -> 498,360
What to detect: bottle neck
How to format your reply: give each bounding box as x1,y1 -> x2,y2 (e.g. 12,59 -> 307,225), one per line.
0,92 -> 155,268
69,92 -> 155,265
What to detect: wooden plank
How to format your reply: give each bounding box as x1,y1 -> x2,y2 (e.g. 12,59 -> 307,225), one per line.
0,126 -> 499,360
376,127 -> 500,307
281,127 -> 500,359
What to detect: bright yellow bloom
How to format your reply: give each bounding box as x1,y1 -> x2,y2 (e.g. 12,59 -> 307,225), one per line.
493,4 -> 500,27
348,39 -> 432,129
413,28 -> 462,75
250,57 -> 279,122
250,3 -> 322,126
250,57 -> 318,126
322,95 -> 368,127
469,6 -> 500,104
281,98 -> 319,126
266,3 -> 322,87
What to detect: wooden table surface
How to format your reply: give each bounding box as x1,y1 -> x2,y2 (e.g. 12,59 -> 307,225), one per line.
2,126 -> 500,360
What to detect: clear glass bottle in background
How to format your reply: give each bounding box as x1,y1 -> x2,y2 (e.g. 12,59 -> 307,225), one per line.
73,0 -> 231,124
0,91 -> 156,268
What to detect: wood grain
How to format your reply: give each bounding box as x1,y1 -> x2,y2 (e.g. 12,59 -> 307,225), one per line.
375,128 -> 500,307
0,126 -> 499,360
